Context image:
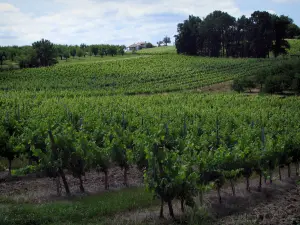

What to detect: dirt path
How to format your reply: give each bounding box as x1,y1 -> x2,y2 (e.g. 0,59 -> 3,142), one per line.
197,80 -> 233,93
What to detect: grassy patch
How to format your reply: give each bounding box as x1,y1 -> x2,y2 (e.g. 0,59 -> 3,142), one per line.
137,46 -> 176,55
57,54 -> 142,65
0,187 -> 157,225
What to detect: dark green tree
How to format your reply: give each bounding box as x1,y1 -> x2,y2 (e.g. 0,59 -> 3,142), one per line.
91,46 -> 99,56
175,15 -> 202,55
77,49 -> 84,58
163,36 -> 171,46
286,23 -> 300,39
272,15 -> 291,58
146,42 -> 154,48
0,51 -> 6,67
70,48 -> 77,58
32,39 -> 58,66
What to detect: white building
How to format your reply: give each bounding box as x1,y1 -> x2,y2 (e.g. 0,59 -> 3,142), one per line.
128,42 -> 147,51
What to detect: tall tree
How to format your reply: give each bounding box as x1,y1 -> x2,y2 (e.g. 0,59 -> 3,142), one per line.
77,49 -> 84,58
157,41 -> 163,47
70,48 -> 77,58
32,39 -> 57,66
80,43 -> 87,49
163,36 -> 171,46
175,11 -> 292,58
249,11 -> 274,58
91,46 -> 99,56
272,15 -> 291,57
175,15 -> 202,55
286,23 -> 300,39
0,51 -> 6,67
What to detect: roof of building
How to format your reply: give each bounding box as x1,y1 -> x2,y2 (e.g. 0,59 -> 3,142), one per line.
128,42 -> 147,48
128,44 -> 138,48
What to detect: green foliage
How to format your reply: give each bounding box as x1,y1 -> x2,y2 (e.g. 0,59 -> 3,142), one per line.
0,91 -> 300,217
0,55 -> 281,94
287,39 -> 300,55
70,48 -> 77,58
137,46 -> 176,55
32,39 -> 58,67
11,165 -> 39,176
232,77 -> 255,93
0,187 -> 154,225
145,42 -> 154,48
175,11 -> 293,58
286,23 -> 300,39
232,60 -> 300,93
163,36 -> 171,46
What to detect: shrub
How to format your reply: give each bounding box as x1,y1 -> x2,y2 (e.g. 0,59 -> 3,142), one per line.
232,78 -> 245,93
146,42 -> 154,48
232,77 -> 255,93
264,75 -> 284,93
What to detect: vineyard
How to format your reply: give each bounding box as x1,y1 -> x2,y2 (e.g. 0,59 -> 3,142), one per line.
0,91 -> 300,224
0,55 -> 285,94
1,43 -> 300,224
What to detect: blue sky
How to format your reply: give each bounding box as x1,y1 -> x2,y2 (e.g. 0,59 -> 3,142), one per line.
0,0 -> 299,46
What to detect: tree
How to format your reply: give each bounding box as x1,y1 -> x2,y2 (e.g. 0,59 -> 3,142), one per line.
91,46 -> 99,56
146,42 -> 154,48
32,39 -> 58,67
109,47 -> 117,56
163,36 -> 171,46
272,15 -> 291,58
0,114 -> 22,176
9,49 -> 17,61
70,48 -> 77,58
55,45 -> 68,60
175,11 -> 291,58
286,23 -> 300,39
249,11 -> 274,58
77,49 -> 84,58
175,15 -> 202,55
18,48 -> 40,69
119,48 -> 125,56
80,43 -> 87,50
63,51 -> 70,61
0,51 -> 6,68
80,44 -> 87,57
157,41 -> 163,47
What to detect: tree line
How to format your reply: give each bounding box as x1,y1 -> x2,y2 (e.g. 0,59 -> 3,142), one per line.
175,10 -> 300,58
0,40 -> 127,69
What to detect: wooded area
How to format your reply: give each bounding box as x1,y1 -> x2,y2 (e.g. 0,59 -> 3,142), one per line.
175,10 -> 300,58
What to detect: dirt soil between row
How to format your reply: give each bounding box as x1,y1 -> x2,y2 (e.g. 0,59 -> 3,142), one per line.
0,166 -> 299,225
0,166 -> 143,203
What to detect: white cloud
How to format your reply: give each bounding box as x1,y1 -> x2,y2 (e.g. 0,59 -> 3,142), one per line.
272,0 -> 300,2
0,0 -> 246,46
0,3 -> 19,12
267,9 -> 276,14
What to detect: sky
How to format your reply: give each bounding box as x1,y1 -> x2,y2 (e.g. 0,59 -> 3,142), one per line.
0,0 -> 300,46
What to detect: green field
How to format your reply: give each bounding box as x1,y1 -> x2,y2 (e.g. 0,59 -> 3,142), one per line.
287,39 -> 300,55
0,55 -> 282,94
137,46 -> 176,55
0,187 -> 156,225
57,54 -> 142,65
1,42 -> 300,225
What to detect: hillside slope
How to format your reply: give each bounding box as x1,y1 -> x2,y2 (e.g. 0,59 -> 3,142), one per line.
0,55 -> 281,95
